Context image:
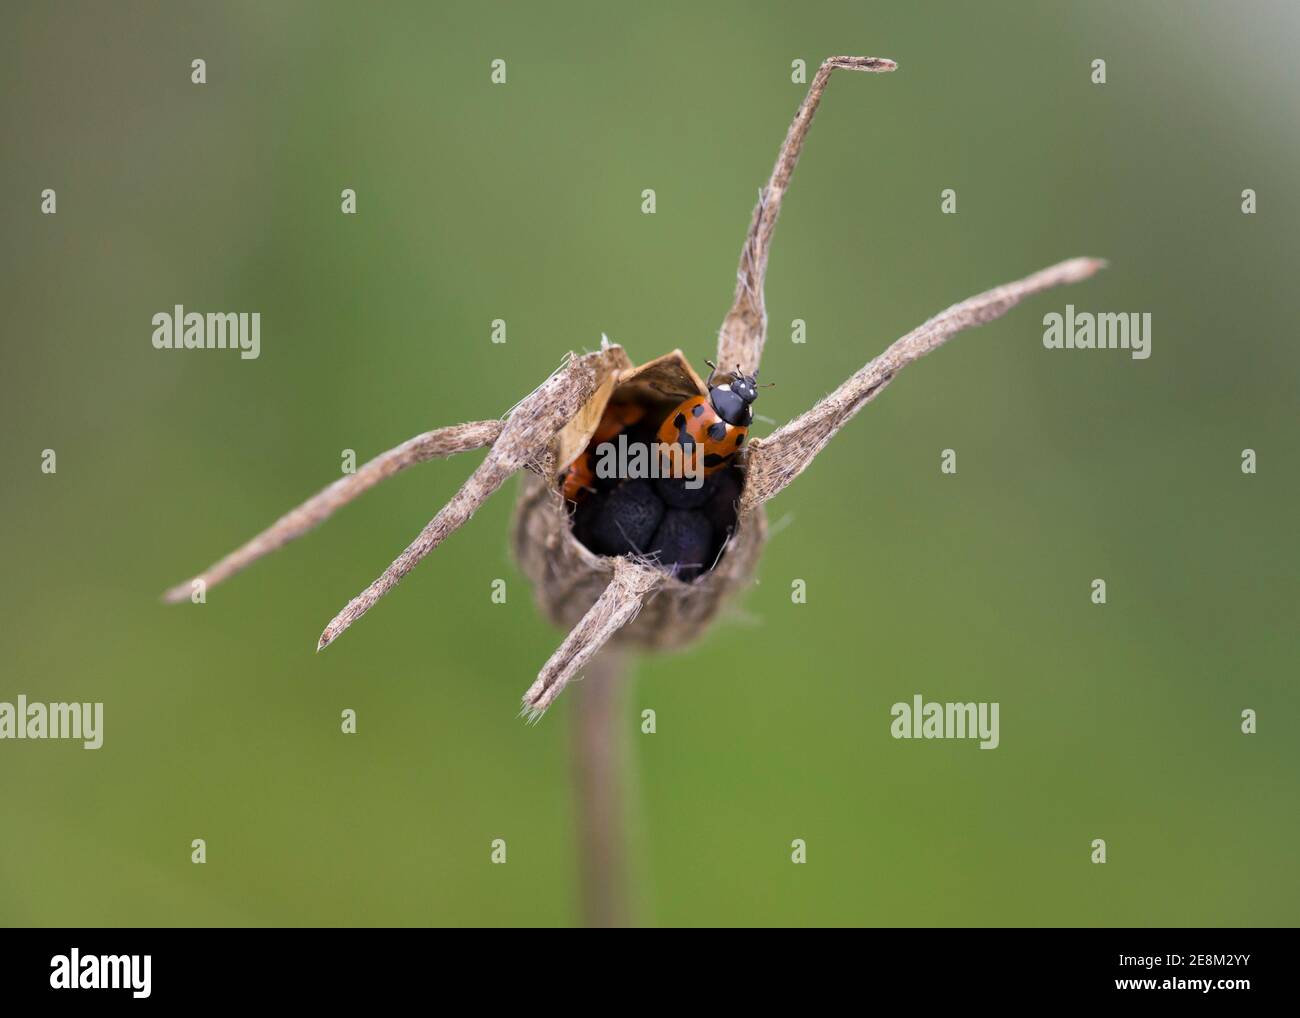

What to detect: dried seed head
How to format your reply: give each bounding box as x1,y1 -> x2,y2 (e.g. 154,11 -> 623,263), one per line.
161,54 -> 1104,722
512,346 -> 769,670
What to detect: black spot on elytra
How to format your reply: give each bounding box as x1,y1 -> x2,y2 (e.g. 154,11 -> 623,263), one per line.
707,421 -> 727,441
691,403 -> 705,417
674,413 -> 695,450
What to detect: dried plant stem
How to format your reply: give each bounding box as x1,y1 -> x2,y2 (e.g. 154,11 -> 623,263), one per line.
521,558 -> 663,720
570,645 -> 632,928
317,353 -> 603,651
160,420 -> 504,604
717,55 -> 897,376
743,256 -> 1108,508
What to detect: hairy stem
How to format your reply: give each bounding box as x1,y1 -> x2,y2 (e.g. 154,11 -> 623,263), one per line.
161,420 -> 504,603
570,646 -> 632,928
742,256 -> 1107,509
317,352 -> 603,651
717,55 -> 897,376
520,557 -> 663,719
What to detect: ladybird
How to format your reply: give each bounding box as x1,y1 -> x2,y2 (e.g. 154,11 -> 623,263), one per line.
656,360 -> 765,478
560,400 -> 645,502
560,362 -> 764,581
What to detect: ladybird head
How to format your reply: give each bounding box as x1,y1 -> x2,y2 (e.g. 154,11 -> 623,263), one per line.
728,368 -> 760,405
704,361 -> 770,426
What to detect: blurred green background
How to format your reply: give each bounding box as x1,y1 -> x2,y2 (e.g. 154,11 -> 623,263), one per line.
2,0 -> 1297,927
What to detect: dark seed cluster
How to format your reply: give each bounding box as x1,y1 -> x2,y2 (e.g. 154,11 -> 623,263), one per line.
570,444 -> 742,582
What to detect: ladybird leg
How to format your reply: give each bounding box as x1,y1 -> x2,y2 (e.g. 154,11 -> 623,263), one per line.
316,352 -> 603,650
717,56 -> 897,378
741,258 -> 1107,510
520,558 -> 663,721
161,419 -> 504,604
